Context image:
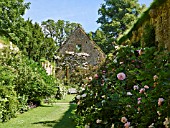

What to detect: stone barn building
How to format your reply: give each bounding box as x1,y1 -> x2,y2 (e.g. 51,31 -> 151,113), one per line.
58,27 -> 105,66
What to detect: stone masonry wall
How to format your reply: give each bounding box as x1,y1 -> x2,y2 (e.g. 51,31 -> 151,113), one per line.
121,0 -> 170,51
59,28 -> 105,66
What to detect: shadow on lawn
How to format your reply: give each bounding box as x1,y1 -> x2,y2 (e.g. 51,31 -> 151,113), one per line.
32,104 -> 76,128
40,104 -> 54,107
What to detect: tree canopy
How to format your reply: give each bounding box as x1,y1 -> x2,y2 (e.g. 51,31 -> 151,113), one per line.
91,0 -> 145,53
97,0 -> 144,38
41,19 -> 80,47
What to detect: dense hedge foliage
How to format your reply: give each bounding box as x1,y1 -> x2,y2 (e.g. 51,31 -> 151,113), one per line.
74,45 -> 170,128
0,41 -> 58,122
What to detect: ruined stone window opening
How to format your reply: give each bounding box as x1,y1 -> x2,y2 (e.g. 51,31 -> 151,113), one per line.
76,44 -> 82,52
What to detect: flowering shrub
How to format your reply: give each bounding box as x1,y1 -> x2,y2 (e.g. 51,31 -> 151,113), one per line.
74,45 -> 170,127
0,41 -> 58,122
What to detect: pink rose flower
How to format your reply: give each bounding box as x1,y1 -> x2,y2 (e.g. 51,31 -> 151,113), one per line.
121,117 -> 127,123
158,98 -> 164,106
120,62 -> 124,64
139,88 -> 145,93
138,97 -> 142,100
153,75 -> 158,81
133,85 -> 139,90
127,92 -> 132,96
138,100 -> 141,104
144,85 -> 149,89
96,119 -> 102,124
102,70 -> 106,74
138,97 -> 142,104
117,72 -> 126,80
124,122 -> 130,128
137,49 -> 143,55
94,74 -> 99,79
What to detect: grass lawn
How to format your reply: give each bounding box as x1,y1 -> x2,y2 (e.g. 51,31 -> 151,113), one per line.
0,95 -> 77,128
55,94 -> 76,103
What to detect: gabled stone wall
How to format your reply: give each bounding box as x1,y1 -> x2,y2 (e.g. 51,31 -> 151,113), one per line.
59,27 -> 105,66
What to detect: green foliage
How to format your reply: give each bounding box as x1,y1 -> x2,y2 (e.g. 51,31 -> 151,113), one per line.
0,40 -> 58,122
141,24 -> 156,47
97,0 -> 144,38
74,45 -> 170,127
93,0 -> 145,53
118,0 -> 167,44
17,95 -> 29,113
88,29 -> 112,54
41,19 -> 80,47
0,0 -> 57,63
14,57 -> 57,101
0,86 -> 18,122
0,0 -> 30,40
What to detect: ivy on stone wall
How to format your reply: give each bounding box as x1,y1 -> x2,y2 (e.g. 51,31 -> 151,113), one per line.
141,24 -> 156,48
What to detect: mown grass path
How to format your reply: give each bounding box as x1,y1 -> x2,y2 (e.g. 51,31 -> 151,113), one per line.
0,100 -> 76,128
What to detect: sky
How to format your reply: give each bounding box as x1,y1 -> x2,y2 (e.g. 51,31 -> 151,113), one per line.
23,0 -> 153,33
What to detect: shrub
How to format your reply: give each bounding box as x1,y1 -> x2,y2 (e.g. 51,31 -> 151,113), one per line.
0,86 -> 18,122
74,45 -> 170,128
0,40 -> 58,122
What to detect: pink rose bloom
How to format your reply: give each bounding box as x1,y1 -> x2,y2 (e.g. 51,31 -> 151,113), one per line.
117,72 -> 126,80
127,92 -> 132,96
133,85 -> 139,90
139,88 -> 145,93
120,62 -> 124,64
96,119 -> 102,124
137,49 -> 143,55
94,74 -> 99,79
138,97 -> 142,104
138,100 -> 141,104
102,70 -> 106,74
121,117 -> 127,123
144,85 -> 149,89
153,75 -> 158,81
158,98 -> 164,106
124,122 -> 130,128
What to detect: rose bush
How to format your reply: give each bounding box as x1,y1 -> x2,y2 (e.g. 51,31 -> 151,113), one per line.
73,45 -> 170,128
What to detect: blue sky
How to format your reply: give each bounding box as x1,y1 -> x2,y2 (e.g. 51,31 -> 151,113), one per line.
23,0 -> 153,32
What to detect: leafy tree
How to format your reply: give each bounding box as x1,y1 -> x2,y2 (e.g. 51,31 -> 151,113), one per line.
88,29 -> 112,54
0,1 -> 57,63
41,19 -> 80,47
9,18 -> 56,62
0,0 -> 30,40
95,0 -> 145,53
40,37 -> 57,61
